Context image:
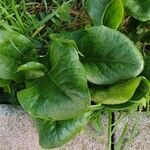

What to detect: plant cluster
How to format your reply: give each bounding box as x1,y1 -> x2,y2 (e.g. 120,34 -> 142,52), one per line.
0,0 -> 149,149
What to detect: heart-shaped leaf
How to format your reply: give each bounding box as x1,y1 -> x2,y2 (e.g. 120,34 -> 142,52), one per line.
124,0 -> 150,21
34,115 -> 88,149
56,26 -> 144,85
17,39 -> 90,120
90,77 -> 141,105
82,26 -> 144,85
0,30 -> 35,81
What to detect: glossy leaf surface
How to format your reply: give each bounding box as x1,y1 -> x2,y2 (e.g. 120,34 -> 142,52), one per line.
85,0 -> 110,25
34,116 -> 87,149
103,0 -> 124,29
57,26 -> 144,85
18,39 -> 90,120
17,62 -> 48,79
124,0 -> 150,21
130,77 -> 150,102
91,77 -> 141,105
103,77 -> 150,110
85,0 -> 124,28
0,30 -> 34,81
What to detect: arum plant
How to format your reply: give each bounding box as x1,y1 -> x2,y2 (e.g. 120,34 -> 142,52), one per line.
0,0 -> 149,149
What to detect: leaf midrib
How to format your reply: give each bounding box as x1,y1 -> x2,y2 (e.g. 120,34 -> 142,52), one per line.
47,74 -> 74,102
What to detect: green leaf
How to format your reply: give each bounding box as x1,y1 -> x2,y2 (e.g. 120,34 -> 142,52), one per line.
103,77 -> 150,110
17,39 -> 90,120
0,30 -> 35,81
104,96 -> 149,111
104,101 -> 137,111
142,56 -> 150,81
130,77 -> 150,102
82,26 -> 144,85
33,115 -> 88,149
91,77 -> 141,105
0,79 -> 11,87
56,26 -> 144,85
17,62 -> 47,72
17,62 -> 48,79
103,0 -> 124,29
85,0 -> 124,28
85,0 -> 111,25
124,0 -> 150,21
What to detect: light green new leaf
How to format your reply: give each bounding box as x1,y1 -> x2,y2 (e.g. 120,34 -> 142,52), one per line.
17,39 -> 90,120
0,30 -> 35,81
17,62 -> 48,79
103,0 -> 124,29
130,77 -> 150,102
17,62 -> 47,72
58,26 -> 144,85
104,97 -> 148,111
85,0 -> 124,28
34,116 -> 88,149
124,0 -> 150,21
91,77 -> 141,105
103,77 -> 150,110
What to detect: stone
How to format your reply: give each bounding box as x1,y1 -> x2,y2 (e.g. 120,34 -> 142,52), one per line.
114,112 -> 150,150
0,105 -> 39,150
0,105 -> 107,150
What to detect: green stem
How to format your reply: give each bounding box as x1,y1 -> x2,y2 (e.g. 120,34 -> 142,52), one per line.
88,103 -> 102,111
